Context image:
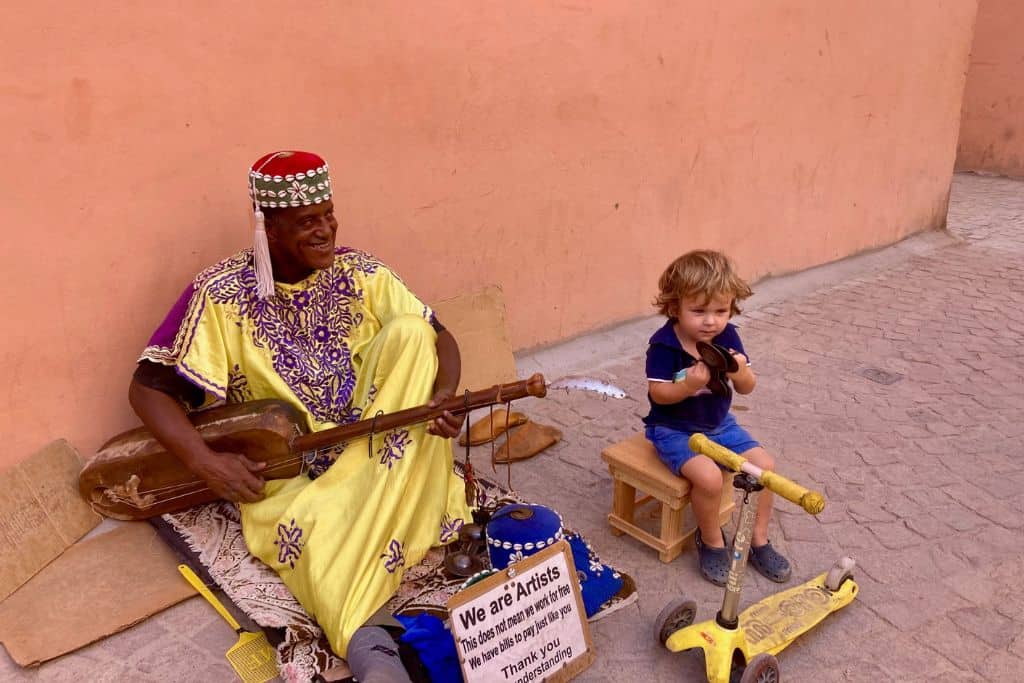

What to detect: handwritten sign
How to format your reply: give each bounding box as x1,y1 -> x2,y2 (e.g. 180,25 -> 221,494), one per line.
447,540 -> 593,683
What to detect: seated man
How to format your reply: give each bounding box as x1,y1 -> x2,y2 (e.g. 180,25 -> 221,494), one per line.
129,150 -> 472,680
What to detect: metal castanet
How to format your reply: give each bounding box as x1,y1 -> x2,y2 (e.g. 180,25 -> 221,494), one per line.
79,373 -> 548,521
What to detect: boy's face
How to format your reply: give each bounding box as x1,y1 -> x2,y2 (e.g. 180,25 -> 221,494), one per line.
674,293 -> 733,344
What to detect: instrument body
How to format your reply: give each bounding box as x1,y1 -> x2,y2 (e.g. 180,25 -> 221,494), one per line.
80,400 -> 303,520
79,374 -> 547,520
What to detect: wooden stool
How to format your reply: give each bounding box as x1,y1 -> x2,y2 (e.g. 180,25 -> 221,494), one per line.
601,433 -> 735,563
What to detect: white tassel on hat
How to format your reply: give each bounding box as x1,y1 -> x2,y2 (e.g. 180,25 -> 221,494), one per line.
253,205 -> 275,299
250,152 -> 288,300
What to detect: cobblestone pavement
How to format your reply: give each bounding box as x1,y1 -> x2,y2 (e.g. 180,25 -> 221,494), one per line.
3,173 -> 1022,682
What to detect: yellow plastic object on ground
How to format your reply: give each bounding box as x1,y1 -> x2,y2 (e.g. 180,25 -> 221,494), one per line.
177,564 -> 278,683
657,437 -> 858,681
663,569 -> 859,682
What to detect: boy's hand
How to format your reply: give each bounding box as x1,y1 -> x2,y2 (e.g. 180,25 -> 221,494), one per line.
726,349 -> 750,379
726,348 -> 757,394
682,360 -> 710,392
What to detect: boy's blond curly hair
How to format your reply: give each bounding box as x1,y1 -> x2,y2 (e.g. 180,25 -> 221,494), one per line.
654,250 -> 753,318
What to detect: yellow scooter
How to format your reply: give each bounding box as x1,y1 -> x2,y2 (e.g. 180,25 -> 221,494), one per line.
654,434 -> 859,683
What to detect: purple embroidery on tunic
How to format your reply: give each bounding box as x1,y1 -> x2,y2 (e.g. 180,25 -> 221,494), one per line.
275,518 -> 305,569
227,364 -> 252,403
195,248 -> 384,423
439,515 -> 464,543
142,248 -> 426,421
381,539 -> 405,574
305,451 -> 336,480
305,442 -> 348,480
180,360 -> 227,396
377,429 -> 412,469
335,384 -> 378,426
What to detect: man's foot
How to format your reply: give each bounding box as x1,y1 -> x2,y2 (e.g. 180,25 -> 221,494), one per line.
694,528 -> 731,586
749,541 -> 792,582
347,626 -> 412,683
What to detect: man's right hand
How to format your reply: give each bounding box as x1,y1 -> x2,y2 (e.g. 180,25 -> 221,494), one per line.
129,379 -> 268,504
191,449 -> 267,503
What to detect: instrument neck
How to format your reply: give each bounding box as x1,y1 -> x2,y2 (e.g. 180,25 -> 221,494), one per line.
292,373 -> 547,453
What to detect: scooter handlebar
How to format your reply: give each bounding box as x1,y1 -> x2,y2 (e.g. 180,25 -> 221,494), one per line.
687,434 -> 825,515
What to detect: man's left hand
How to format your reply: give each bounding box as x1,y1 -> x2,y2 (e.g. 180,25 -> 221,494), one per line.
426,388 -> 464,438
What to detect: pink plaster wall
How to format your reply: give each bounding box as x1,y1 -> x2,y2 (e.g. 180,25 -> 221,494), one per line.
1,2 -> 976,467
956,0 -> 1024,176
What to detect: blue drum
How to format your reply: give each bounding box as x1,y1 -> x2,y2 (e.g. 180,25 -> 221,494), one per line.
485,503 -> 564,570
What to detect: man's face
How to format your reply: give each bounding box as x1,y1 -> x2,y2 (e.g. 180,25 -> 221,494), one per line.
266,200 -> 338,282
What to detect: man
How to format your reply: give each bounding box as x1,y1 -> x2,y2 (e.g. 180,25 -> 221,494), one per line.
129,151 -> 472,679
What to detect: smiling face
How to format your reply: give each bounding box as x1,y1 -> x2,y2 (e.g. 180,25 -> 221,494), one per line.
265,200 -> 338,283
673,292 -> 734,346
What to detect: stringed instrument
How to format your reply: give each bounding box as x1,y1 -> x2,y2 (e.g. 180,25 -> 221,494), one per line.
79,374 -> 548,520
695,340 -> 741,398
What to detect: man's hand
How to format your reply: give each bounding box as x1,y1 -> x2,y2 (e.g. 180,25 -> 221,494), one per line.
426,388 -> 464,438
682,360 -> 710,392
129,379 -> 267,504
191,449 -> 267,503
429,329 -> 463,438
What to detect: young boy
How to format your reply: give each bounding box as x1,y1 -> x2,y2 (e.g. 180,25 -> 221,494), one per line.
644,250 -> 791,586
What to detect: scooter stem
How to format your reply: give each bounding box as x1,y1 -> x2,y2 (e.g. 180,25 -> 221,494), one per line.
718,474 -> 763,627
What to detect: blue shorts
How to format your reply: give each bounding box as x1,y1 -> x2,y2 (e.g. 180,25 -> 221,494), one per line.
645,414 -> 760,475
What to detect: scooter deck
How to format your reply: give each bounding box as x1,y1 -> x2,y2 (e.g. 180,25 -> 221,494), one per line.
738,571 -> 857,655
664,572 -> 858,683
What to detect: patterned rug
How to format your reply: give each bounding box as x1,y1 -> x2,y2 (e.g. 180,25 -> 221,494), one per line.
159,464 -> 637,683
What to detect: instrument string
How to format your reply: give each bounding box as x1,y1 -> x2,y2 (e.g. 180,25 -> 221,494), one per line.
504,401 -> 512,491
115,410 -> 443,505
462,390 -> 475,508
124,408 -> 435,501
113,455 -> 312,504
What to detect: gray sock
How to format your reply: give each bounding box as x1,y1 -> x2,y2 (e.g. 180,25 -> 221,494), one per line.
347,626 -> 411,683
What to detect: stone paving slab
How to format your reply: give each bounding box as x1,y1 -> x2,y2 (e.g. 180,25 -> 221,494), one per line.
3,173 -> 1022,681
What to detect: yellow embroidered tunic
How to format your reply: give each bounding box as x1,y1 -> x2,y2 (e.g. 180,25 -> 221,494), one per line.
141,248 -> 472,656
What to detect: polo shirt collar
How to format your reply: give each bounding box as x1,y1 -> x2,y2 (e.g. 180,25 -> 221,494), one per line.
650,319 -> 683,349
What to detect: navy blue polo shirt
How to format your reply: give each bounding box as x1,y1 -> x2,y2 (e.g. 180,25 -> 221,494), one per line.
643,320 -> 748,432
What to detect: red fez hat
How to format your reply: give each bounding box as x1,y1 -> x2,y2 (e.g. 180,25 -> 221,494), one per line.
248,151 -> 333,298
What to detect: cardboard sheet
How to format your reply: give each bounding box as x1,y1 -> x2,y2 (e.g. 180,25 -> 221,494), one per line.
0,521 -> 195,666
432,284 -> 519,393
0,439 -> 101,602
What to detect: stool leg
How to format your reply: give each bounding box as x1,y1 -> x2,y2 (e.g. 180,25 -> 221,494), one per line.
659,504 -> 684,563
610,478 -> 636,536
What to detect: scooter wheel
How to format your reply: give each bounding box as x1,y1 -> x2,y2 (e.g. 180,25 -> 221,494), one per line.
825,556 -> 857,592
739,653 -> 780,683
652,598 -> 697,646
